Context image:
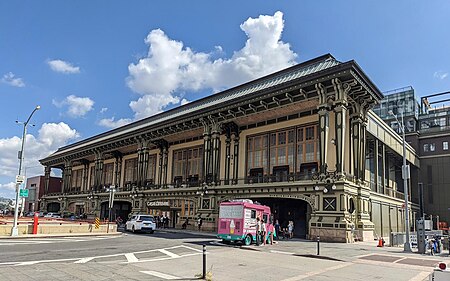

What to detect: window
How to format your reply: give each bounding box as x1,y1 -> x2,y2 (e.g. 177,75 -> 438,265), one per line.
423,144 -> 429,152
147,154 -> 157,180
102,163 -> 114,185
71,169 -> 83,189
247,135 -> 268,175
443,141 -> 448,151
430,143 -> 435,152
173,147 -> 203,181
124,158 -> 138,183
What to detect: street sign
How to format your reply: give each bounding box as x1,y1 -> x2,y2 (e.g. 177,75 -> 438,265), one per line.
15,175 -> 25,184
19,189 -> 29,198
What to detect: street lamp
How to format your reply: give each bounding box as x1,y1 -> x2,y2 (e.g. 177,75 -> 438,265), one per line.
106,185 -> 116,233
196,182 -> 208,197
388,109 -> 412,252
11,105 -> 40,237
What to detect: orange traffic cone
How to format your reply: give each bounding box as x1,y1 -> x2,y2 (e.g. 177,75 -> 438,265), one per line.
377,238 -> 384,247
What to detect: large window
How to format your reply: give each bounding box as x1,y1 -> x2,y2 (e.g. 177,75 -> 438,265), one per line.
71,169 -> 83,190
147,154 -> 157,181
89,166 -> 95,187
247,125 -> 319,176
124,158 -> 138,183
173,147 -> 203,182
102,163 -> 114,185
444,141 -> 449,151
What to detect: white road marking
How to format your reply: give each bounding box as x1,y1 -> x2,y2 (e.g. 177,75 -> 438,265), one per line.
74,257 -> 95,264
158,249 -> 180,258
408,271 -> 431,281
270,250 -> 295,255
140,271 -> 180,280
179,244 -> 203,253
393,257 -> 408,263
280,263 -> 352,281
0,236 -> 117,246
125,253 -> 139,263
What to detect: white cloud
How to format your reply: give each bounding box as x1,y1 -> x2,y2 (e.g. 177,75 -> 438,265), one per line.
100,107 -> 108,114
434,71 -> 448,80
1,72 -> 25,87
0,122 -> 79,197
47,59 -> 80,74
123,11 -> 297,121
98,117 -> 132,129
180,98 -> 190,105
53,95 -> 94,118
0,182 -> 15,199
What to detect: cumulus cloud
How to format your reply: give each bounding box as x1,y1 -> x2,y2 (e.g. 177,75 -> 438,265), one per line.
0,182 -> 15,199
53,95 -> 95,118
0,122 -> 79,197
47,59 -> 80,74
121,11 -> 296,122
1,72 -> 25,87
97,117 -> 132,129
434,71 -> 448,80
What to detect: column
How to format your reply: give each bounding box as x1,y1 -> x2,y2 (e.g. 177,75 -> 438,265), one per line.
114,153 -> 122,187
210,122 -> 221,184
162,146 -> 168,186
141,146 -> 150,186
60,166 -> 65,194
82,161 -> 89,192
44,166 -> 51,195
334,102 -> 347,175
381,144 -> 386,194
136,147 -> 144,187
360,120 -> 367,182
351,115 -> 361,180
232,133 -> 240,184
374,139 -> 379,193
65,161 -> 72,193
158,148 -> 163,186
94,151 -> 104,191
318,106 -> 329,174
224,133 -> 231,185
203,122 -> 212,183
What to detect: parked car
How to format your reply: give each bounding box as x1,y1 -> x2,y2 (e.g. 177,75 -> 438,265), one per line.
125,214 -> 156,233
44,212 -> 61,218
429,262 -> 450,281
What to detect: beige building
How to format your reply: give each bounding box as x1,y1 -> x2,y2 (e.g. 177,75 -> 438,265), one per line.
40,54 -> 419,242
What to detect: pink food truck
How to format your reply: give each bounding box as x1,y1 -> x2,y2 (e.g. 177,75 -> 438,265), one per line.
217,200 -> 271,245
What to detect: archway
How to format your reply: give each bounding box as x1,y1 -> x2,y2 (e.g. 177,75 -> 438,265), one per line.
47,202 -> 61,213
250,198 -> 312,239
100,201 -> 132,221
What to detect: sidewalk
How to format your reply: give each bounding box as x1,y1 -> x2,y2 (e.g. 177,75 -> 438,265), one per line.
0,231 -> 122,239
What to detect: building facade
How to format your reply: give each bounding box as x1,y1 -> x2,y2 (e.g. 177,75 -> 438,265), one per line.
39,54 -> 419,242
24,175 -> 62,213
374,88 -> 450,225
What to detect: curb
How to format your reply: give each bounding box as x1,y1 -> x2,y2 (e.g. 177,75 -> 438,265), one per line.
0,232 -> 123,240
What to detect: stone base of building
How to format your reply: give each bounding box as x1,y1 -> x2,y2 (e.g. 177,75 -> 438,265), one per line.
309,227 -> 350,243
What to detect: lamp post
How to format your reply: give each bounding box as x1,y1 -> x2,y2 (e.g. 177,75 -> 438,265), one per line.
196,182 -> 208,197
106,185 -> 116,233
388,109 -> 412,252
11,105 -> 40,237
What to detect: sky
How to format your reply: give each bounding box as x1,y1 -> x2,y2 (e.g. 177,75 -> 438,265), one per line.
0,1 -> 449,198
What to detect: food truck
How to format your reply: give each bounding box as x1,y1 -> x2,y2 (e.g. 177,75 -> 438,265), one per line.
217,200 -> 271,245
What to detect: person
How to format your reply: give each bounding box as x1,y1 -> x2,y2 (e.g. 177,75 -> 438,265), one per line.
288,221 -> 294,239
254,217 -> 261,246
164,216 -> 169,228
261,219 -> 267,245
274,220 -> 280,240
160,215 -> 164,228
268,222 -> 275,245
197,216 -> 203,231
182,218 -> 190,229
116,216 -> 123,227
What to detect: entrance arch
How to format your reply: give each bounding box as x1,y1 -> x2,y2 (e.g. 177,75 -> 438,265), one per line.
47,202 -> 61,213
100,201 -> 132,221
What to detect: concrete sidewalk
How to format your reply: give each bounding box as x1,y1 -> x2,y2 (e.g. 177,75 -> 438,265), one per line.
0,231 -> 122,239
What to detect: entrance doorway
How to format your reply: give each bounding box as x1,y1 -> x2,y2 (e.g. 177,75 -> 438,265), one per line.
254,198 -> 311,238
47,202 -> 61,213
100,201 -> 132,221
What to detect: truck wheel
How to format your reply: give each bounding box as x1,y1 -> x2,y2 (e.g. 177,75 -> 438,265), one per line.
244,234 -> 252,246
222,239 -> 231,245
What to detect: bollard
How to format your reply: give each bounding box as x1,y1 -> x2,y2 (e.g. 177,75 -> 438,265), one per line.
317,236 -> 320,255
32,212 -> 39,234
202,244 -> 206,279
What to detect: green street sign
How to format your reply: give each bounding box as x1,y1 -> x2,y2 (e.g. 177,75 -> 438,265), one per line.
19,189 -> 29,198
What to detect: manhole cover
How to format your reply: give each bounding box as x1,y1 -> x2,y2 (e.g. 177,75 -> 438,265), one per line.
360,255 -> 401,263
396,258 -> 438,267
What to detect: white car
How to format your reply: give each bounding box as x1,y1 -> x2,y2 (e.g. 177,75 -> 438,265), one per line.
44,212 -> 61,218
125,214 -> 156,233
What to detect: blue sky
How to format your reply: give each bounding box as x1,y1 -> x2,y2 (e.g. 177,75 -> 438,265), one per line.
0,1 -> 449,198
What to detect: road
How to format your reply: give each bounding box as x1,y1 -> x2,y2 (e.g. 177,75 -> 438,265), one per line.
0,230 -> 447,280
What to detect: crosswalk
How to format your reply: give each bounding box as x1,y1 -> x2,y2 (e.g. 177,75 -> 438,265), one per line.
0,235 -> 119,246
0,244 -> 202,267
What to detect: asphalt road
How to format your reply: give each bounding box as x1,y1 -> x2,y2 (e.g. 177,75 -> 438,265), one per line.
0,230 -> 446,281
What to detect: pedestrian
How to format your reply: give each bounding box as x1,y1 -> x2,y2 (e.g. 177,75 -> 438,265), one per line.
261,219 -> 267,245
182,218 -> 189,229
254,217 -> 261,246
288,221 -> 294,239
274,220 -> 280,240
164,216 -> 169,228
160,215 -> 164,228
197,216 -> 203,231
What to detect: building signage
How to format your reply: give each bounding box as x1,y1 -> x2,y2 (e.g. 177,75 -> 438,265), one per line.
147,201 -> 170,207
19,189 -> 29,198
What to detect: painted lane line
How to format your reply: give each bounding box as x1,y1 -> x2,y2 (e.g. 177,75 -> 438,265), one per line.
125,253 -> 139,263
393,257 -> 408,263
158,249 -> 180,258
180,244 -> 203,253
408,271 -> 431,281
124,252 -> 202,264
280,263 -> 352,281
270,250 -> 295,255
140,271 -> 180,280
12,257 -> 80,266
74,257 -> 95,264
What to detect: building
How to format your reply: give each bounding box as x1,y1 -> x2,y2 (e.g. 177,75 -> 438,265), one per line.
39,54 -> 419,242
374,88 -> 450,225
24,176 -> 62,213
